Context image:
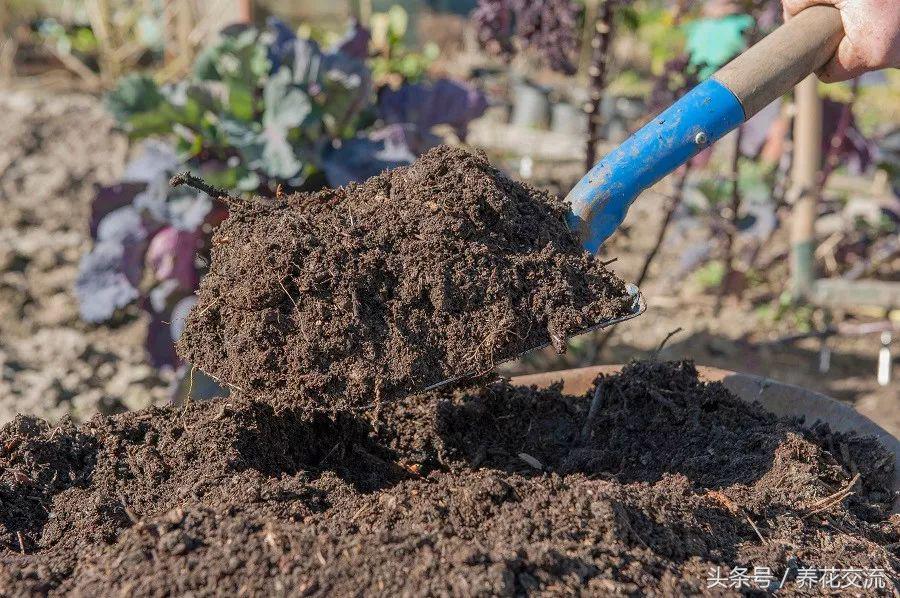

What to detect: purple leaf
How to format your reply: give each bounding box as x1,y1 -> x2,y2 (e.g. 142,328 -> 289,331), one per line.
822,99 -> 879,174
170,295 -> 198,341
266,17 -> 298,73
121,140 -> 180,182
95,206 -> 153,285
331,19 -> 371,60
145,285 -> 196,369
93,142 -> 179,239
145,226 -> 201,290
77,203 -> 158,322
149,279 -> 182,313
289,37 -> 324,90
97,206 -> 148,244
166,192 -> 213,231
377,79 -> 488,139
90,182 -> 146,239
133,177 -> 171,224
371,124 -> 438,159
130,174 -> 213,231
75,241 -> 142,323
146,304 -> 180,368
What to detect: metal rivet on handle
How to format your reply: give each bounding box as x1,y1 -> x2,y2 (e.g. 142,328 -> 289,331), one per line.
694,132 -> 708,145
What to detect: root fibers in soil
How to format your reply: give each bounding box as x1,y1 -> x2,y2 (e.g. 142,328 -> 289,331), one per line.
177,146 -> 633,410
1,361 -> 897,596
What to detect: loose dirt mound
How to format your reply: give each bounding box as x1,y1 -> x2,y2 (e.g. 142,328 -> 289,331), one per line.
178,146 -> 633,410
2,361 -> 896,596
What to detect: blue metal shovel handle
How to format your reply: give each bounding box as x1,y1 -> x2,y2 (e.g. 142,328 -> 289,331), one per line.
567,5 -> 844,252
568,80 -> 743,253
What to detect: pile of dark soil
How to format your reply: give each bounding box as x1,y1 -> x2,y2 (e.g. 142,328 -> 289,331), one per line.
2,361 -> 896,595
178,146 -> 633,410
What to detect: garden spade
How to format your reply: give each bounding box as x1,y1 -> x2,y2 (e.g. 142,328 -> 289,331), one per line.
566,5 -> 843,251
428,5 -> 844,391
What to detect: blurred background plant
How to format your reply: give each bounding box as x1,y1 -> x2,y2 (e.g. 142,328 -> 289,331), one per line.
369,5 -> 440,86
1,0 -> 241,88
74,12 -> 487,380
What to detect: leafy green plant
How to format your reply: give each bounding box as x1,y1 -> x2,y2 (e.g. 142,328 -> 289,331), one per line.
369,5 -> 439,86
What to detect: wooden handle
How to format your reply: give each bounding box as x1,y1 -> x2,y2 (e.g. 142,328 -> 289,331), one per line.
713,5 -> 843,118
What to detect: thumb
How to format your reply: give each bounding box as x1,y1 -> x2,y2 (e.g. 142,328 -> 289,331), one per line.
817,35 -> 871,82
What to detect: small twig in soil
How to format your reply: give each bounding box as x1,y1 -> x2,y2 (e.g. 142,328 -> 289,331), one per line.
278,279 -> 301,314
180,370 -> 195,429
803,474 -> 860,518
647,388 -> 679,411
745,514 -> 766,544
319,442 -> 341,468
650,327 -> 683,359
170,171 -> 241,206
119,495 -> 141,524
197,297 -> 219,318
187,364 -> 197,401
226,382 -> 245,393
350,504 -> 369,522
600,257 -> 618,267
16,531 -> 25,554
612,502 -> 649,548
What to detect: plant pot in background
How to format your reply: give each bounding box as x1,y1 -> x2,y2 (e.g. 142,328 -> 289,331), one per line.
550,101 -> 587,136
510,80 -> 551,129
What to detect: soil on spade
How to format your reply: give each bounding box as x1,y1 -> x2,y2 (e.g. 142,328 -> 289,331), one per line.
1,360 -> 896,596
178,146 -> 634,411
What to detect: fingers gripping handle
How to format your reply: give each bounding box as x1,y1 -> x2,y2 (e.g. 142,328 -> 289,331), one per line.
714,5 -> 844,118
567,5 -> 843,252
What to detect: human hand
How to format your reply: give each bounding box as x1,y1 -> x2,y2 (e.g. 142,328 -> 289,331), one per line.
782,0 -> 900,82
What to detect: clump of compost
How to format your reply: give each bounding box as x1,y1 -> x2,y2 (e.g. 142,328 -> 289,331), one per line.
178,146 -> 634,409
1,361 -> 896,595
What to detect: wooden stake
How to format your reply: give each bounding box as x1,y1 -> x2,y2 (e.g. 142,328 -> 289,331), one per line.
789,75 -> 822,298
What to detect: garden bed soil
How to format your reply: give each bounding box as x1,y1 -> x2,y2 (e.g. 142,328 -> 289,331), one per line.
0,91 -> 171,427
178,146 -> 633,411
1,360 -> 897,596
